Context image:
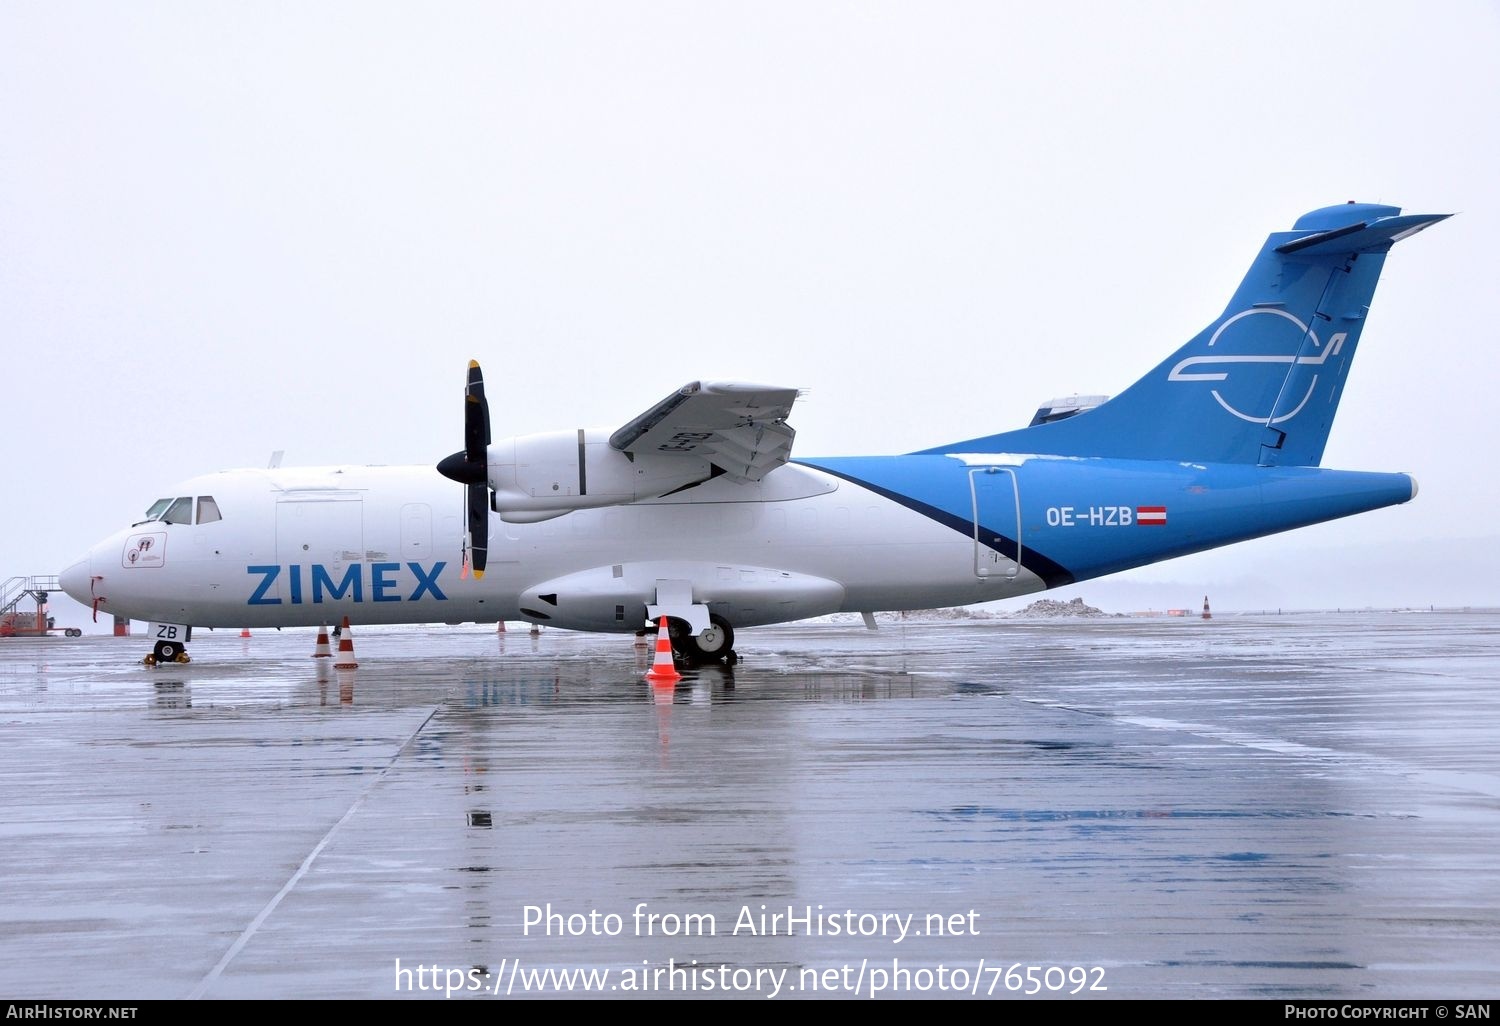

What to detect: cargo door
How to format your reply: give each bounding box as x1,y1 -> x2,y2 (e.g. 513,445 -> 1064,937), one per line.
968,466 -> 1022,580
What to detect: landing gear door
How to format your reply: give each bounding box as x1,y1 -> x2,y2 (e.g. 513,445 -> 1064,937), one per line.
968,467 -> 1021,581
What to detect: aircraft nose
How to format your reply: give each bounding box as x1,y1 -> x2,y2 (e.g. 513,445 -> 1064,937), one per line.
59,556 -> 92,605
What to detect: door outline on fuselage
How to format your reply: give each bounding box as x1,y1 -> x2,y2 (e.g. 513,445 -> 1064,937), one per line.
400,502 -> 433,561
968,466 -> 1021,581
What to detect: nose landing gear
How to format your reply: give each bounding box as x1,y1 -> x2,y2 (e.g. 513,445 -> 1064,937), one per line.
144,639 -> 191,666
143,627 -> 193,666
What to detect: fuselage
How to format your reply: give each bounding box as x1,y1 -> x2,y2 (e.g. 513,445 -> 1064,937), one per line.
58,453 -> 1416,633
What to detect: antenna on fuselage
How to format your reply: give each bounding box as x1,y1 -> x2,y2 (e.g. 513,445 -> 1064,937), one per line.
267,450 -> 284,469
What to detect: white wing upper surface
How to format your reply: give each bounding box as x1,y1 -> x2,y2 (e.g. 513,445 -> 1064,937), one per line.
609,381 -> 800,482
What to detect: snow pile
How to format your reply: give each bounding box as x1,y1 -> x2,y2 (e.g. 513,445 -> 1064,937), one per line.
1009,596 -> 1110,618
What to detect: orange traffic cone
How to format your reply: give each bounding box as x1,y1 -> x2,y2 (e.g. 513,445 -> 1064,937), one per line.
1202,595 -> 1212,621
333,616 -> 359,669
240,627 -> 251,638
312,625 -> 332,658
644,616 -> 680,684
496,620 -> 506,634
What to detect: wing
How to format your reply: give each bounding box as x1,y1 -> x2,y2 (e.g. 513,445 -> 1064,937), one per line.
609,381 -> 800,482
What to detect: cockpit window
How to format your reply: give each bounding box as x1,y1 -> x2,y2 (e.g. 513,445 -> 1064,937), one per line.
163,496 -> 194,525
137,494 -> 221,525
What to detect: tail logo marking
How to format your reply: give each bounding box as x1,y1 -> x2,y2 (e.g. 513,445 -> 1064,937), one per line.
1168,308 -> 1347,425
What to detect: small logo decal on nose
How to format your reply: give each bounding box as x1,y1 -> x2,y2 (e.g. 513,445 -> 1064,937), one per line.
123,532 -> 167,569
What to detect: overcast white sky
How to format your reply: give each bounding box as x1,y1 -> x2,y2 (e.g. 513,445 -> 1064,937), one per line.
3,1 -> 1497,629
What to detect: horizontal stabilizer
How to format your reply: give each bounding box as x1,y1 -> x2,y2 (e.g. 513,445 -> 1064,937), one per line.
1276,212 -> 1450,256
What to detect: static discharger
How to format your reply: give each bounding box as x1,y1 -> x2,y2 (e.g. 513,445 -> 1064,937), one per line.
333,616 -> 359,669
312,625 -> 332,658
645,616 -> 681,684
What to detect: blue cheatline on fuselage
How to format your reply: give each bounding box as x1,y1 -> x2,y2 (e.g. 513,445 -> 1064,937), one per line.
800,455 -> 1416,588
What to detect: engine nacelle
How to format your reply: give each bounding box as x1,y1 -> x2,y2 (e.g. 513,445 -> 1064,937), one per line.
487,428 -> 714,523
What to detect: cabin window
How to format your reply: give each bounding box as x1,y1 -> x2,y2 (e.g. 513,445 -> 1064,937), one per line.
163,496 -> 194,525
197,496 -> 222,524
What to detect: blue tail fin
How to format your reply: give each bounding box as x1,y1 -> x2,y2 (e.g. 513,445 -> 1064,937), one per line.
923,203 -> 1448,466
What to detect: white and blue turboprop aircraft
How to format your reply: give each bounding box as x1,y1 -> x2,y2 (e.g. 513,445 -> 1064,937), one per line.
61,203 -> 1446,665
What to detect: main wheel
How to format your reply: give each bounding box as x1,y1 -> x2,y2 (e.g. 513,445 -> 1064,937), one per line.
684,615 -> 735,663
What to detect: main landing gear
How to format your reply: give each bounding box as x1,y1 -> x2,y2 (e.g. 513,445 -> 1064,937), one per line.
664,614 -> 738,666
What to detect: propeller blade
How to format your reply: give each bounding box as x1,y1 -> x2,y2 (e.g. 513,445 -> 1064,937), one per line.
464,359 -> 490,463
437,360 -> 493,578
467,482 -> 488,578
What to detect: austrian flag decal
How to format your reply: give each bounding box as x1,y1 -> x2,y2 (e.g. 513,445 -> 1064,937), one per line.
1136,506 -> 1167,526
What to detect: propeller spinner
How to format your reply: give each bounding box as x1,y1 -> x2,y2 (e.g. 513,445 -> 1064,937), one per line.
436,360 -> 491,578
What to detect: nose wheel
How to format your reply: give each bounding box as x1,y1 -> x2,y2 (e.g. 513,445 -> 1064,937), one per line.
145,640 -> 191,666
